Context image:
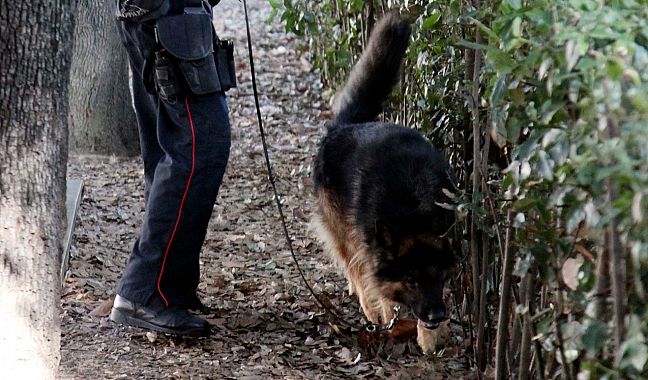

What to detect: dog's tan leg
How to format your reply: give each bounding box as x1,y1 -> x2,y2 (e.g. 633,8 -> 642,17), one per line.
357,291 -> 380,323
379,298 -> 395,324
312,190 -> 387,325
347,265 -> 381,323
347,276 -> 356,296
416,320 -> 438,354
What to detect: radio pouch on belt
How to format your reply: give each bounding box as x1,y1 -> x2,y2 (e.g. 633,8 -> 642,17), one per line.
152,50 -> 183,101
215,38 -> 236,91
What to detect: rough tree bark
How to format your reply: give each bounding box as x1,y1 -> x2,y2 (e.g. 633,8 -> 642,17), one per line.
0,1 -> 75,378
68,0 -> 139,156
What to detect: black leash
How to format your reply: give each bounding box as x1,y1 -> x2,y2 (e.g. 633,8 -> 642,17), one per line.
241,0 -> 350,332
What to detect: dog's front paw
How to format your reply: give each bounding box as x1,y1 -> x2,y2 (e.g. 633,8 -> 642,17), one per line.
416,320 -> 438,354
416,320 -> 452,354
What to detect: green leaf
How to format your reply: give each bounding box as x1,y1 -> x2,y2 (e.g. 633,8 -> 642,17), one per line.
589,26 -> 619,40
582,320 -> 607,355
620,339 -> 648,371
540,101 -> 565,125
469,18 -> 501,42
422,13 -> 442,30
503,173 -> 514,189
514,197 -> 536,211
628,89 -> 648,113
619,315 -> 648,371
504,0 -> 522,10
511,16 -> 522,37
349,0 -> 363,13
536,150 -> 553,181
536,313 -> 553,335
487,49 -> 517,74
505,37 -> 529,51
491,105 -> 509,147
575,57 -> 597,71
267,8 -> 278,23
456,39 -> 489,50
507,117 -> 522,143
509,85 -> 525,106
515,130 -> 542,160
267,0 -> 282,9
565,39 -> 582,71
524,8 -> 551,25
490,74 -> 510,107
566,206 -> 586,233
513,253 -> 532,277
606,58 -> 624,80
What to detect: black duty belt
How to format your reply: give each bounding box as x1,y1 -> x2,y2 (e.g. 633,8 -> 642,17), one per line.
183,0 -> 206,13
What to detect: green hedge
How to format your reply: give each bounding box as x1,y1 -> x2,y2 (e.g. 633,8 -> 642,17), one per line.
271,0 -> 648,377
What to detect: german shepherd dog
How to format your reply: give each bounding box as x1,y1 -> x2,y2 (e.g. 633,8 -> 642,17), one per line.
311,12 -> 456,352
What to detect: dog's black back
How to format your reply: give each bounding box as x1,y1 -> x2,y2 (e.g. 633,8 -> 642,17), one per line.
313,122 -> 454,236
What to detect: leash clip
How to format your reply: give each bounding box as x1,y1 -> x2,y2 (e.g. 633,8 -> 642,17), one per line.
365,305 -> 401,332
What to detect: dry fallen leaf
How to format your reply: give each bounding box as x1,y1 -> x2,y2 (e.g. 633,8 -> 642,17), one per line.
562,256 -> 584,290
146,331 -> 157,343
89,297 -> 115,317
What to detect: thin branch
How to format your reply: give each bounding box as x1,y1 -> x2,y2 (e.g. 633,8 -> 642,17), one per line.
518,271 -> 534,380
470,26 -> 483,324
495,211 -> 515,380
477,233 -> 490,370
603,79 -> 626,351
552,250 -> 574,380
608,211 -> 626,349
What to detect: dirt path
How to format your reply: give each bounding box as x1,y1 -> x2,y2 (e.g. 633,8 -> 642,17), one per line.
59,1 -> 474,378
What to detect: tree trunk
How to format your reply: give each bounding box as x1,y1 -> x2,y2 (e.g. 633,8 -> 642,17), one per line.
0,1 -> 75,378
68,0 -> 139,156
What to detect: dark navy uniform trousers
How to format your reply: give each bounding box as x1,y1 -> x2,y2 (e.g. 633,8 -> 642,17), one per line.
115,17 -> 231,308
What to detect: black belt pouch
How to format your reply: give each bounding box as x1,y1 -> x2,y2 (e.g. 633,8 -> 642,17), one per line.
156,12 -> 222,95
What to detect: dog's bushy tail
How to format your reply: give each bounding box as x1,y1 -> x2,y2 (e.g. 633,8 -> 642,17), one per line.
333,12 -> 411,124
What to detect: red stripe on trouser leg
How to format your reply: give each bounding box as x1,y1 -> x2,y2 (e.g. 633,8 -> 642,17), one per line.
156,97 -> 197,306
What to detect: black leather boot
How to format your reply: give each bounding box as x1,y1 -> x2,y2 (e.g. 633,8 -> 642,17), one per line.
110,295 -> 210,337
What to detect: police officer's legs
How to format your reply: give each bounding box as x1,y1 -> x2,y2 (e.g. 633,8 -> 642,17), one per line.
110,18 -> 231,337
116,93 -> 231,305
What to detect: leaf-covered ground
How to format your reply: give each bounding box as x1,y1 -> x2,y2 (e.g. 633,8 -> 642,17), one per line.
59,1 -> 476,378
